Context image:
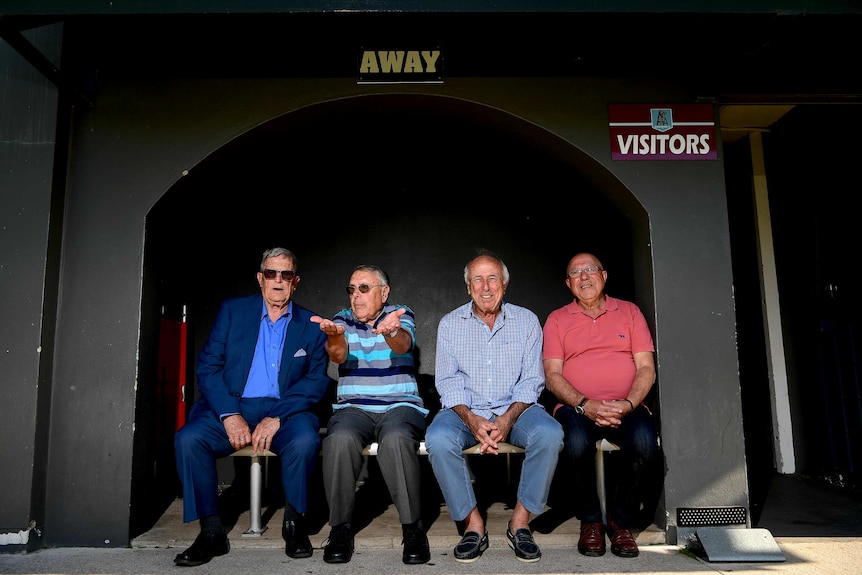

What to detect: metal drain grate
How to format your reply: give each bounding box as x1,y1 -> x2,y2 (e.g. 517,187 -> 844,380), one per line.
677,506 -> 747,526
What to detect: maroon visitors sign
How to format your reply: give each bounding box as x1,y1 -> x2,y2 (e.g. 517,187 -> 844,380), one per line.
609,104 -> 717,160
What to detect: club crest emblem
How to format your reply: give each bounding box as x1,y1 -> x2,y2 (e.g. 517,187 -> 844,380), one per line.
651,108 -> 673,132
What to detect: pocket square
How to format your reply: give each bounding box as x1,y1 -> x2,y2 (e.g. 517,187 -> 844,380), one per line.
293,348 -> 307,357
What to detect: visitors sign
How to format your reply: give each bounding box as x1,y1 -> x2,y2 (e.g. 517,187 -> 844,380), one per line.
609,104 -> 717,160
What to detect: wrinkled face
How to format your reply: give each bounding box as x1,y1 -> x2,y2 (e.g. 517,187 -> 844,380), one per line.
348,270 -> 388,323
565,253 -> 607,300
467,256 -> 507,316
256,254 -> 299,308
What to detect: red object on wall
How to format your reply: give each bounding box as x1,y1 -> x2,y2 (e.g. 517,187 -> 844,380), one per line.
157,312 -> 188,440
176,318 -> 187,430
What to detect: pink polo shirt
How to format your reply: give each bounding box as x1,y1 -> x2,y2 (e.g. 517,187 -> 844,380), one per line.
542,295 -> 654,402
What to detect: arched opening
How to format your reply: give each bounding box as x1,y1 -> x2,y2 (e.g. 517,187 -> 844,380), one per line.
133,93 -> 654,536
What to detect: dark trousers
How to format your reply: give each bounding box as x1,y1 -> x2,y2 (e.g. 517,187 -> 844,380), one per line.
555,403 -> 660,528
174,397 -> 321,523
322,406 -> 427,526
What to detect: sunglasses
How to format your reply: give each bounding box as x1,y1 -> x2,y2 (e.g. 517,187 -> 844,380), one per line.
345,284 -> 384,295
262,269 -> 297,281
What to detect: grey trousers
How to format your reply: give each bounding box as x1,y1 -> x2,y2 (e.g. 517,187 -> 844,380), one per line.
322,406 -> 427,527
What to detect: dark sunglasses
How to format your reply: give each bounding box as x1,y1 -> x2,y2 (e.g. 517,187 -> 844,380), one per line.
345,284 -> 384,295
262,269 -> 297,281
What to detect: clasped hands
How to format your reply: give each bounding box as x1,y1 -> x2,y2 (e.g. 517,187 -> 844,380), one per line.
469,415 -> 512,455
591,399 -> 629,428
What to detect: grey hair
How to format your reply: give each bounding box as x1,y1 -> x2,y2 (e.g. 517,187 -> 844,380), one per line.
260,247 -> 298,271
352,264 -> 390,286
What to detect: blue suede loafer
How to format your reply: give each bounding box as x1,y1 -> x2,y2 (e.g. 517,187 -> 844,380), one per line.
506,522 -> 541,562
454,530 -> 489,563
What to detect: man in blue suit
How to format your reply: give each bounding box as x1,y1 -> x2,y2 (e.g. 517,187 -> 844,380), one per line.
174,247 -> 329,567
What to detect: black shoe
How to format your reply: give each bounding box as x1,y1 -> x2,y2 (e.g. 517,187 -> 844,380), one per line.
174,531 -> 230,567
506,521 -> 541,563
453,530 -> 488,563
323,524 -> 354,564
282,519 -> 313,559
402,524 -> 431,564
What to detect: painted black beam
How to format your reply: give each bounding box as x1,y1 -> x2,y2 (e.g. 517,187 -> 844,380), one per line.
0,16 -> 91,106
1,0 -> 861,17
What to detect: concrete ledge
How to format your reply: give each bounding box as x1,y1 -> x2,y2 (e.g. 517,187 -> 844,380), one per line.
132,498 -> 666,550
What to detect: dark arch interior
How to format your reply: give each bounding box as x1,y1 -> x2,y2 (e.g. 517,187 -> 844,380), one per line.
135,93 -> 651,534
145,94 -> 645,360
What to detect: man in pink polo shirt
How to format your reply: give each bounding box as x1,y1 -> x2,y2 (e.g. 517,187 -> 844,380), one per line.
542,252 -> 660,560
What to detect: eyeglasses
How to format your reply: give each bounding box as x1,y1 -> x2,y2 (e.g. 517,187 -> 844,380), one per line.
262,269 -> 297,281
568,266 -> 603,277
345,284 -> 384,295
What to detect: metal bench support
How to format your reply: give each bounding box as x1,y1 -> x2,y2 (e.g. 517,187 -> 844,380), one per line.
230,446 -> 277,537
596,438 -> 621,526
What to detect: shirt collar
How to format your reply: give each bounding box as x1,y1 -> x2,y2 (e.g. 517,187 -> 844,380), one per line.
260,299 -> 293,320
463,300 -> 507,321
567,295 -> 618,315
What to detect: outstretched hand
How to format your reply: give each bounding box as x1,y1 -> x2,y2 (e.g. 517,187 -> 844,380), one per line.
310,315 -> 346,337
372,307 -> 406,336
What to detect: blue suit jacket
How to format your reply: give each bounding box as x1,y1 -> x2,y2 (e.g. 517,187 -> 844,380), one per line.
194,294 -> 329,422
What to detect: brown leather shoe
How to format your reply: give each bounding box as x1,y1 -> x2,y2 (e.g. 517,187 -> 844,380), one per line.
608,521 -> 639,558
577,521 -> 606,556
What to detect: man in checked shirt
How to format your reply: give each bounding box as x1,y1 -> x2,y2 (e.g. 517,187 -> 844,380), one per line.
425,251 -> 563,564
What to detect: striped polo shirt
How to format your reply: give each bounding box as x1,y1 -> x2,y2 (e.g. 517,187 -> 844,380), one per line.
332,304 -> 428,415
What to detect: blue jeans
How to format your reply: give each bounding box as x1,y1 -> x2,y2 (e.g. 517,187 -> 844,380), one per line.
555,403 -> 660,528
425,405 -> 563,521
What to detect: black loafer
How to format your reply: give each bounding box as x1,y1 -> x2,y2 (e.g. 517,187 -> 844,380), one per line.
402,525 -> 431,564
323,524 -> 354,564
283,519 -> 313,559
506,522 -> 541,563
453,530 -> 488,563
174,531 -> 230,567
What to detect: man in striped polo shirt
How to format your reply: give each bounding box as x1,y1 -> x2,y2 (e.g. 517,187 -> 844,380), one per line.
311,265 -> 430,565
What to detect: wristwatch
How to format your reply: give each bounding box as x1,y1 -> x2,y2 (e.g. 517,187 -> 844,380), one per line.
385,328 -> 399,338
575,397 -> 588,415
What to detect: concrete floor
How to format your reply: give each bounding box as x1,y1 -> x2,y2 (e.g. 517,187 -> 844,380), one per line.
132,463 -> 862,552
134,454 -> 667,551
5,469 -> 860,575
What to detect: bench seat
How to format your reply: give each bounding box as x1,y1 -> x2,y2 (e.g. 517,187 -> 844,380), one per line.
230,438 -> 525,536
231,437 -> 618,536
